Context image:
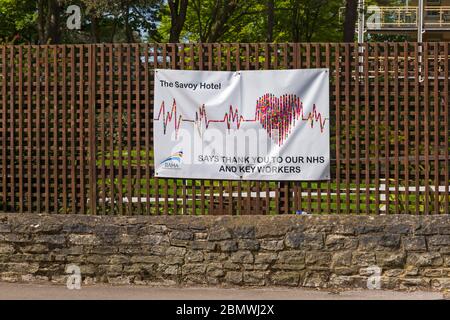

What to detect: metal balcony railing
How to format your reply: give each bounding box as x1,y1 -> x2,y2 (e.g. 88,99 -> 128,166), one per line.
339,6 -> 450,30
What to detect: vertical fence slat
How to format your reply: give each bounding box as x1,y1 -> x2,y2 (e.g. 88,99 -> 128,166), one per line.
364,43 -> 370,214
334,43 -> 341,214
107,44 -> 115,215
162,44 -> 169,215
99,44 -> 106,215
53,46 -> 59,214
117,45 -> 124,215
169,45 -> 178,215
325,43 -> 331,215
70,45 -> 76,214
424,43 -> 430,215
180,44 -> 188,215
18,46 -> 23,213
444,43 -> 449,215
127,45 -> 134,215
79,45 -> 87,214
61,46 -> 68,213
207,44 -> 214,215
344,43 -> 351,214
293,44 -> 300,214
383,43 -> 390,214
44,46 -> 50,213
88,44 -> 97,215
414,43 -> 421,215
153,44 -> 160,215
1,47 -> 6,211
305,44 -> 312,214
374,44 -> 380,214
354,44 -> 361,214
34,46 -> 40,212
26,46 -> 32,212
393,43 -> 400,215
433,43 -> 440,214
403,42 -> 410,214
126,45 -> 133,215
135,44 -> 142,215
144,44 -> 151,215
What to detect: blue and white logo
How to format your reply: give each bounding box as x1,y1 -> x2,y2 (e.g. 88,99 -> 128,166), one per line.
160,151 -> 183,169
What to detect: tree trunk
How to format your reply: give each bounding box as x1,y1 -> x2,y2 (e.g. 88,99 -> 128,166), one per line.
37,0 -> 62,44
205,1 -> 239,43
37,0 -> 46,44
90,10 -> 100,43
343,0 -> 358,42
266,0 -> 275,42
124,3 -> 135,43
168,0 -> 189,43
91,15 -> 100,43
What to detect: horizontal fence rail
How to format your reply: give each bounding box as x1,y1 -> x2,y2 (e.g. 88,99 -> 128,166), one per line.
0,43 -> 449,215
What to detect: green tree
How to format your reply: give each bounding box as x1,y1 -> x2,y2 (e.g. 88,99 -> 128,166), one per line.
61,0 -> 163,43
37,0 -> 63,44
167,0 -> 189,43
277,0 -> 342,42
343,0 -> 357,42
1,0 -> 346,44
158,0 -> 343,43
0,0 -> 162,44
0,0 -> 37,43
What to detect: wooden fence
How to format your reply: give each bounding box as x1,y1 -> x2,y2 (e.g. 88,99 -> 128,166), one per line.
0,43 -> 449,215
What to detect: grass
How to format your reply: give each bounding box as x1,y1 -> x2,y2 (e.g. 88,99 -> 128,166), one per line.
91,150 -> 449,215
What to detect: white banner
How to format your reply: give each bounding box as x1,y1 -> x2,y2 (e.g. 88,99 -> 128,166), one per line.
153,69 -> 330,181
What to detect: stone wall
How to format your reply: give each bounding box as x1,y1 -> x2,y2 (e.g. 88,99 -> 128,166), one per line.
1,213 -> 450,290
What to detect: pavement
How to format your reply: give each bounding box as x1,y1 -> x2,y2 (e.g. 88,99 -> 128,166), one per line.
0,282 -> 445,300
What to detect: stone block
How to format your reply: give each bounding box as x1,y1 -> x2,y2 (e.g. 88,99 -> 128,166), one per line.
166,246 -> 186,256
428,235 -> 450,249
0,245 -> 15,254
230,251 -> 254,264
182,264 -> 206,275
254,253 -> 278,264
238,239 -> 260,251
260,240 -> 284,251
170,230 -> 193,241
208,228 -> 232,241
232,226 -> 256,239
403,236 -> 427,252
352,251 -> 376,267
277,250 -> 305,264
219,240 -> 238,252
331,251 -> 352,268
68,234 -> 100,246
325,235 -> 358,250
359,234 -> 401,250
375,252 -> 406,268
407,253 -> 443,267
243,271 -> 266,285
206,263 -> 224,277
185,250 -> 204,263
225,271 -> 243,285
270,272 -> 300,286
305,252 -> 331,266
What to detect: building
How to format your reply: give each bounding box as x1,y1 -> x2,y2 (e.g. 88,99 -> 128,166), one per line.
340,1 -> 450,41
365,0 -> 450,41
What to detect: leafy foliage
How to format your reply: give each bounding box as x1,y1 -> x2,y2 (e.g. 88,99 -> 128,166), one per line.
0,0 -> 37,43
0,0 -> 346,44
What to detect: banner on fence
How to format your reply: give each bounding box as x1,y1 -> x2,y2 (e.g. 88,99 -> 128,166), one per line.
153,69 -> 330,181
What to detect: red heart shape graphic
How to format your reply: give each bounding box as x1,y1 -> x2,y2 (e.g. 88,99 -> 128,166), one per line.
255,93 -> 325,146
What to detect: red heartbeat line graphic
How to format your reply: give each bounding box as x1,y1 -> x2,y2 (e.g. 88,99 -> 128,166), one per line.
154,94 -> 327,146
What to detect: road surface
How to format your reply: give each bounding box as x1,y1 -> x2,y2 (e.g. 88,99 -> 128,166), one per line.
0,282 -> 445,300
